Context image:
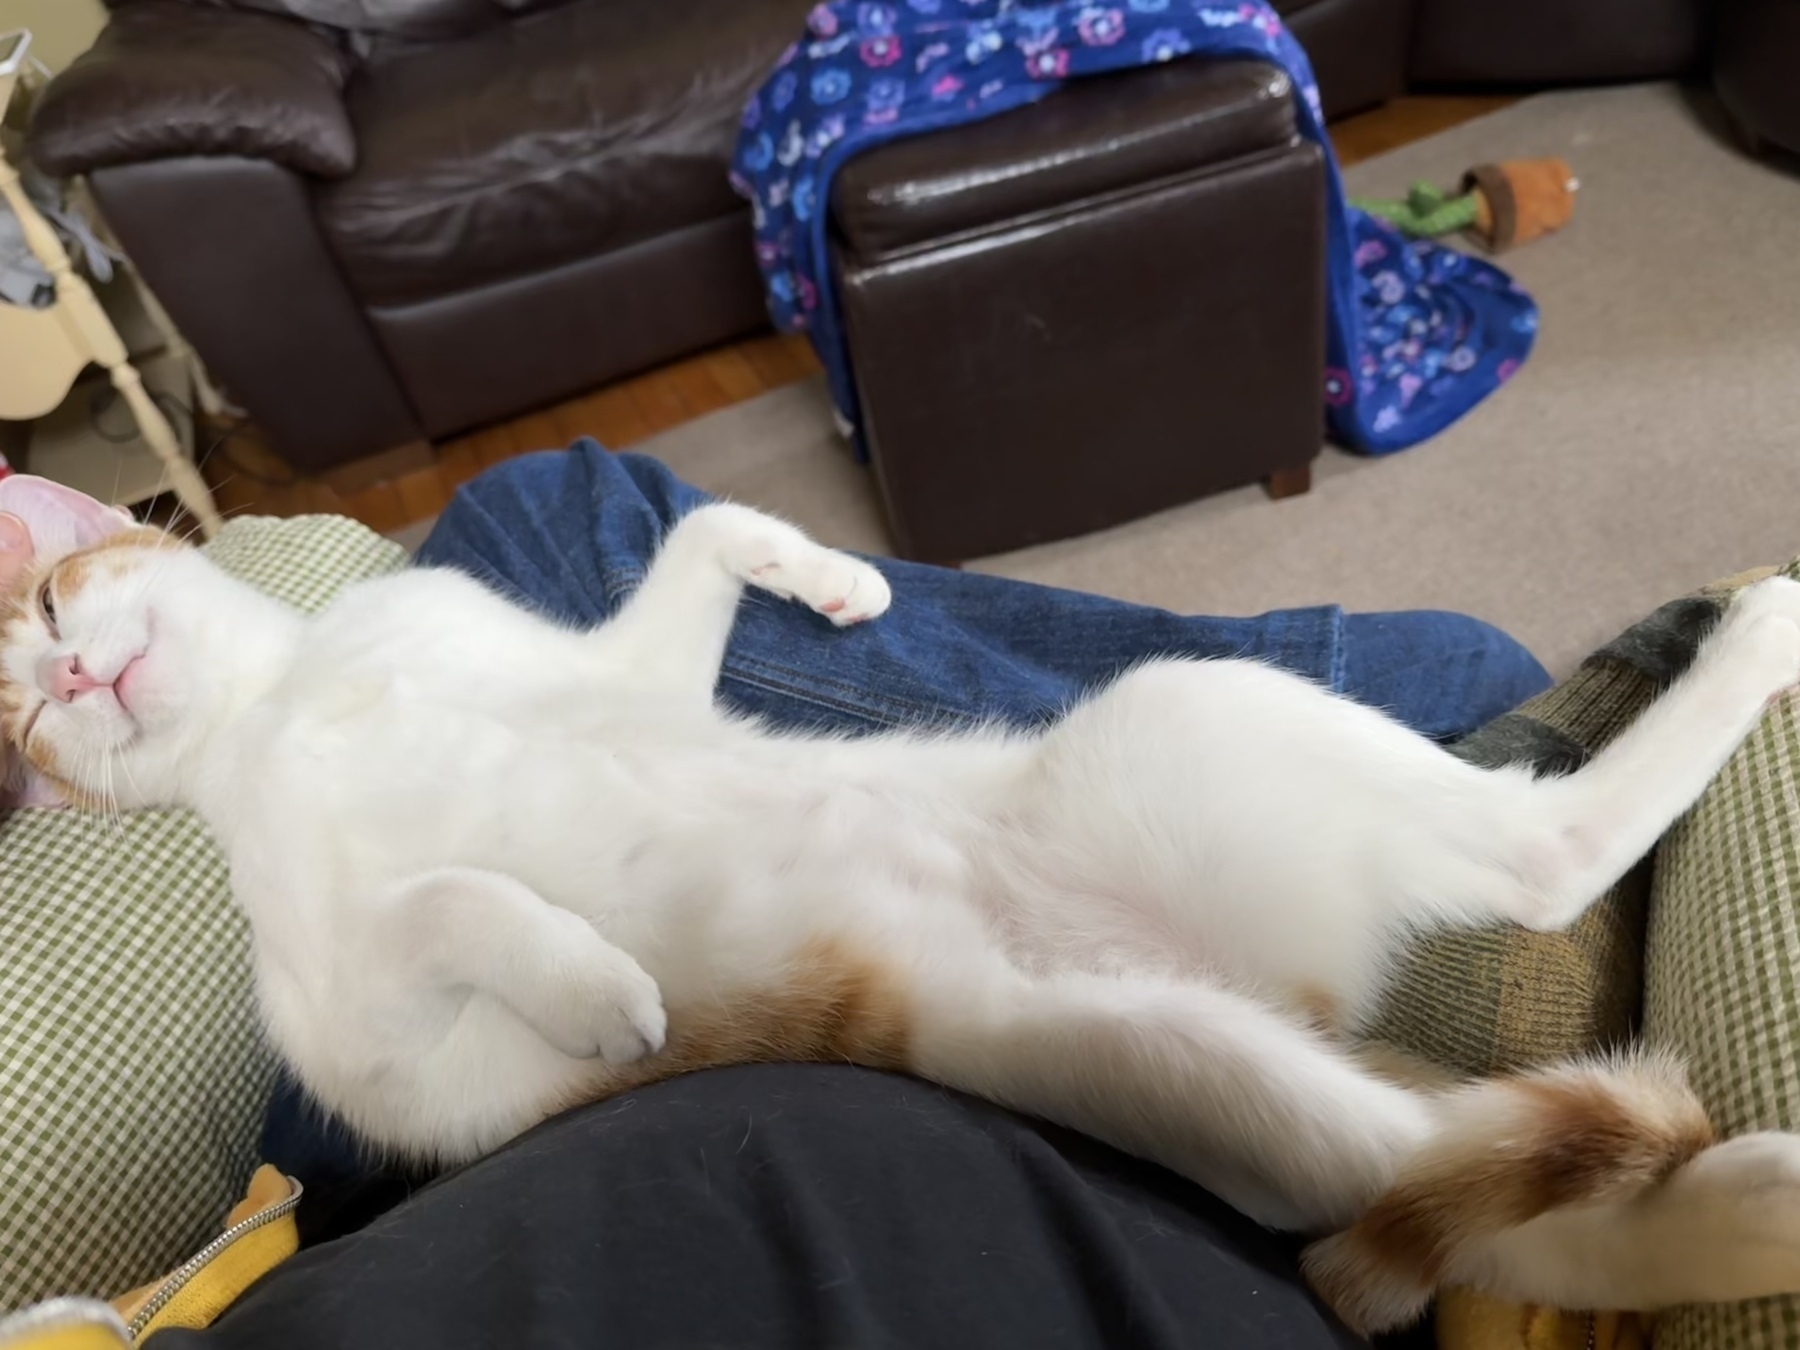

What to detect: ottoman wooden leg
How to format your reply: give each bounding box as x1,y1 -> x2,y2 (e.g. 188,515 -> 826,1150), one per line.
1265,465 -> 1312,501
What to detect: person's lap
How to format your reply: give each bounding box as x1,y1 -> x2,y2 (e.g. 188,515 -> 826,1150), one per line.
195,1068 -> 1367,1350
251,445 -> 1548,1344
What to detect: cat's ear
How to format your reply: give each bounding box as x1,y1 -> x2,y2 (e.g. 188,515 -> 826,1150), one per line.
0,512 -> 33,594
0,476 -> 134,568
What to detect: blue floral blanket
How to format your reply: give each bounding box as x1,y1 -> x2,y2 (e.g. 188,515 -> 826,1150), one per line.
729,0 -> 1537,456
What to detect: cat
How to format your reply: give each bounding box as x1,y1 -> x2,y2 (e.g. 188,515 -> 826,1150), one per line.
6,497 -> 1800,1334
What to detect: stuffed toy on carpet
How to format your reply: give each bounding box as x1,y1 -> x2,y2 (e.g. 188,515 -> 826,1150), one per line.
1354,159 -> 1580,253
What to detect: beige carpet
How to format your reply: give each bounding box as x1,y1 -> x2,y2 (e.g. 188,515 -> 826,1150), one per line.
639,83 -> 1800,675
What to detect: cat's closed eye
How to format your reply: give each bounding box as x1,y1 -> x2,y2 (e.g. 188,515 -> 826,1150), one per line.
38,579 -> 57,635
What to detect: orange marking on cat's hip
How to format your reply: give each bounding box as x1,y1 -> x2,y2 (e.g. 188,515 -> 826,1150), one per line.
561,937 -> 914,1114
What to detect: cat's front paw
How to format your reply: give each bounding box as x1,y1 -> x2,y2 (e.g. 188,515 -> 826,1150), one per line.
534,920 -> 668,1063
751,549 -> 891,628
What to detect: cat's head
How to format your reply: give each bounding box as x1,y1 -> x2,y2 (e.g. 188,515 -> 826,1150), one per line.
0,478 -> 218,810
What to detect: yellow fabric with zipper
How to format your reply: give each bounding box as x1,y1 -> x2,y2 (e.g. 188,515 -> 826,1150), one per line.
0,1168 -> 300,1350
109,1167 -> 299,1342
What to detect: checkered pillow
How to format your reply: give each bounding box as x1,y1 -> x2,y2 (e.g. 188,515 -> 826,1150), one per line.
0,516 -> 408,1312
1645,559 -> 1800,1350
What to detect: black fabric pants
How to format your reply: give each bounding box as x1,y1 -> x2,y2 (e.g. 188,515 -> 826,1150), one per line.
170,1065 -> 1370,1350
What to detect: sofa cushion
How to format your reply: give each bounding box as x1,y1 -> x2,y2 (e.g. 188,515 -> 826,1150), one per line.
1644,560 -> 1800,1350
0,515 -> 407,1314
314,0 -> 811,306
830,59 -> 1297,261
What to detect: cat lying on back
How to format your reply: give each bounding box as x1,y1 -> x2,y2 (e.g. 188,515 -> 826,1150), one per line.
6,498 -> 1800,1334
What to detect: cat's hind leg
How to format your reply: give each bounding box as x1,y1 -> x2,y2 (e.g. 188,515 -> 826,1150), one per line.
1468,574 -> 1800,934
1033,574 -> 1800,980
892,949 -> 1800,1328
905,961 -> 1436,1232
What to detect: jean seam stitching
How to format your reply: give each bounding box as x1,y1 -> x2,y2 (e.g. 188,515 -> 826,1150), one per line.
721,669 -> 919,728
725,653 -> 941,719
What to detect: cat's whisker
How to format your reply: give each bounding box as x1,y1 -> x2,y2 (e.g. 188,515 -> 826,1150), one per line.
101,754 -> 124,845
91,742 -> 121,839
115,749 -> 146,827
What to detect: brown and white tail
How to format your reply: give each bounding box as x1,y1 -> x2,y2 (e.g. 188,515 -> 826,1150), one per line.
1302,1052 -> 1716,1334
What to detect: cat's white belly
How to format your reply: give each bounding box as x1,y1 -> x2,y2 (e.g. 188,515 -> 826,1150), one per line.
230,729 -> 1016,1159
219,645 -> 1456,1163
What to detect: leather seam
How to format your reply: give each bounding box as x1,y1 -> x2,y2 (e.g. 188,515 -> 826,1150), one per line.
842,135 -> 1312,265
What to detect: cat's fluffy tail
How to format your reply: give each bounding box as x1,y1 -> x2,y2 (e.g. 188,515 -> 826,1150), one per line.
1302,1051 -> 1714,1334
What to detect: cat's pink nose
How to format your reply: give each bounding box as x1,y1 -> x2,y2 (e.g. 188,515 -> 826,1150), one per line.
47,654 -> 107,703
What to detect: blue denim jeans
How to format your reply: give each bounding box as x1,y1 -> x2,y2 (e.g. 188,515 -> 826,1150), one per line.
416,444 -> 1551,742
264,443 -> 1550,1207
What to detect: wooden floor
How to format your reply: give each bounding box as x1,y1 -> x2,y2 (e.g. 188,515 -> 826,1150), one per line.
202,94 -> 1515,536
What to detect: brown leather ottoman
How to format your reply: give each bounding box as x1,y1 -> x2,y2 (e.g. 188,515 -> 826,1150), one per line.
830,59 -> 1325,563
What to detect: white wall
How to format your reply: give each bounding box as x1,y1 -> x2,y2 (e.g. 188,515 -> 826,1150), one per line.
0,0 -> 107,73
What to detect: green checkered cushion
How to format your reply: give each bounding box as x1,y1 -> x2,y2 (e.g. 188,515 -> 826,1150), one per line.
1645,561 -> 1800,1350
1372,569 -> 1770,1078
0,516 -> 408,1313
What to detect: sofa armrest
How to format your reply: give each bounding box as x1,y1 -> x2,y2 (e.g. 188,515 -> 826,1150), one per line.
28,1 -> 357,180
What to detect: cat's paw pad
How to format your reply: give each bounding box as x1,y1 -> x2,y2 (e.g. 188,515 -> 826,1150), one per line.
753,550 -> 891,627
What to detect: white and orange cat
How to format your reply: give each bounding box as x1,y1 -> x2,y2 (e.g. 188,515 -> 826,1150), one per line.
6,491 -> 1800,1332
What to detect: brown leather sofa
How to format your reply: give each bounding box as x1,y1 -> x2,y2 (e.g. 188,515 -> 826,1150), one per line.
28,0 -> 1709,481
1714,0 -> 1800,158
